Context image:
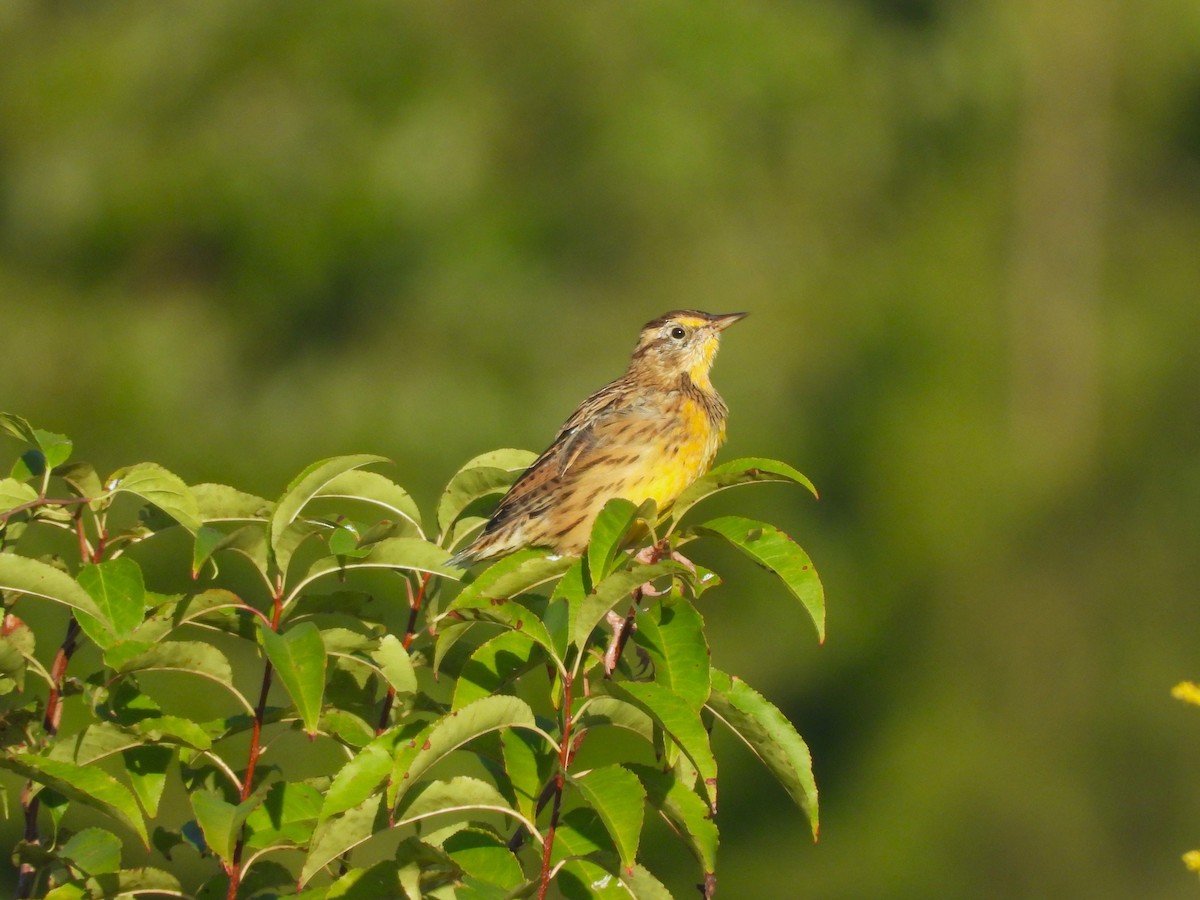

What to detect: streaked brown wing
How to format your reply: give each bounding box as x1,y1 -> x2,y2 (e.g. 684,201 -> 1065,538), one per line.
483,380 -> 636,525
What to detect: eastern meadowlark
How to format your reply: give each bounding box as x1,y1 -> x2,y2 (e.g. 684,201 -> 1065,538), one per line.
449,310 -> 746,567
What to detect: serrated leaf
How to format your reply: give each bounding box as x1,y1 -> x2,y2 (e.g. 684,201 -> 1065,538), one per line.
0,412 -> 38,443
572,765 -> 645,871
551,806 -> 617,864
669,456 -> 818,526
631,597 -> 710,711
0,477 -> 37,514
43,868 -> 182,900
602,681 -> 718,812
447,549 -> 573,612
75,558 -> 146,649
693,516 -> 825,641
394,775 -> 514,828
0,753 -> 148,846
0,554 -> 107,622
131,714 -> 213,750
302,793 -> 389,886
192,482 -> 273,521
451,630 -> 539,710
288,537 -> 457,606
270,454 -> 389,569
437,449 -> 537,538
319,724 -> 422,824
59,827 -> 122,876
125,744 -> 174,818
56,462 -> 104,502
190,790 -> 240,864
441,828 -> 524,890
573,562 -> 686,649
576,698 -> 656,746
587,498 -> 644,583
502,728 -> 552,823
106,640 -> 253,715
107,462 -> 201,534
244,780 -> 324,849
310,469 -> 424,537
388,695 -> 539,810
50,721 -> 143,765
708,669 -> 818,838
628,764 -> 717,875
260,621 -> 326,735
370,634 -> 417,698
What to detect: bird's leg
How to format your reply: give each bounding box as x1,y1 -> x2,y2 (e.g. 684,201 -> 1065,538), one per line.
605,539 -> 690,675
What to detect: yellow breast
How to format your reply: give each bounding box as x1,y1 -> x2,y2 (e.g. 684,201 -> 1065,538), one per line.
623,395 -> 723,512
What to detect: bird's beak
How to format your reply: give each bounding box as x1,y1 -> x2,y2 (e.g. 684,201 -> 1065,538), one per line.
708,312 -> 748,332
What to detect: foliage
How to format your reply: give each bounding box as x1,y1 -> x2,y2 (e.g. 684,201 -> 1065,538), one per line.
0,413 -> 823,899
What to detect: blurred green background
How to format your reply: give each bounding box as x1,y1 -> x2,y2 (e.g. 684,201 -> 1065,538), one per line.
3,1 -> 1199,896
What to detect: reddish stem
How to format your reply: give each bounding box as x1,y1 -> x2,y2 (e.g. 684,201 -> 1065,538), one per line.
401,572 -> 433,650
537,673 -> 575,900
226,583 -> 283,899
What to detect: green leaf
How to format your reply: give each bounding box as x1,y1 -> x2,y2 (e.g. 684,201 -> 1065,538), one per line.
388,695 -> 539,810
631,597 -> 710,711
75,558 -> 146,649
130,714 -> 213,750
4,420 -> 73,478
669,456 -> 818,526
192,482 -> 273,522
602,680 -> 718,812
437,449 -> 537,539
550,806 -> 617,864
43,868 -> 182,900
586,498 -> 645,583
451,630 -> 539,710
124,744 -> 174,818
693,515 -> 825,642
106,640 -> 253,715
576,698 -> 656,746
447,548 -> 573,611
0,477 -> 37,514
50,721 -> 143,765
0,412 -> 39,443
441,828 -> 524,890
191,789 -> 254,865
445,592 -> 561,673
260,621 -> 327,735
370,633 -> 417,698
319,724 -> 421,824
244,780 -> 324,850
708,669 -> 818,838
572,764 -> 645,871
288,537 -> 457,604
309,469 -> 424,537
628,764 -> 718,875
270,454 -> 389,569
302,794 -> 389,886
502,728 -> 552,823
59,827 -> 122,876
56,462 -> 104,502
107,462 -> 202,534
0,554 -> 107,622
394,775 -> 515,828
0,753 -> 148,846
573,562 -> 686,649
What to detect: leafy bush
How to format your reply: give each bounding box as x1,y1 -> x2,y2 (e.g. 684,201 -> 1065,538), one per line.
0,412 -> 823,899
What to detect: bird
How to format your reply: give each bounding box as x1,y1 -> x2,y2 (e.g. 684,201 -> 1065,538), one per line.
448,310 -> 746,568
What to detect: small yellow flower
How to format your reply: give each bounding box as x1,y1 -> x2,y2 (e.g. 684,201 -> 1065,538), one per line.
1183,850 -> 1200,874
1172,682 -> 1200,707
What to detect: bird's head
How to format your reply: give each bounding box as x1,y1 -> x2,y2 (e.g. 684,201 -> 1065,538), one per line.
628,310 -> 747,390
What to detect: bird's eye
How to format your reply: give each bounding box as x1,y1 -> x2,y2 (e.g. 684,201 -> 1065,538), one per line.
669,325 -> 687,340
